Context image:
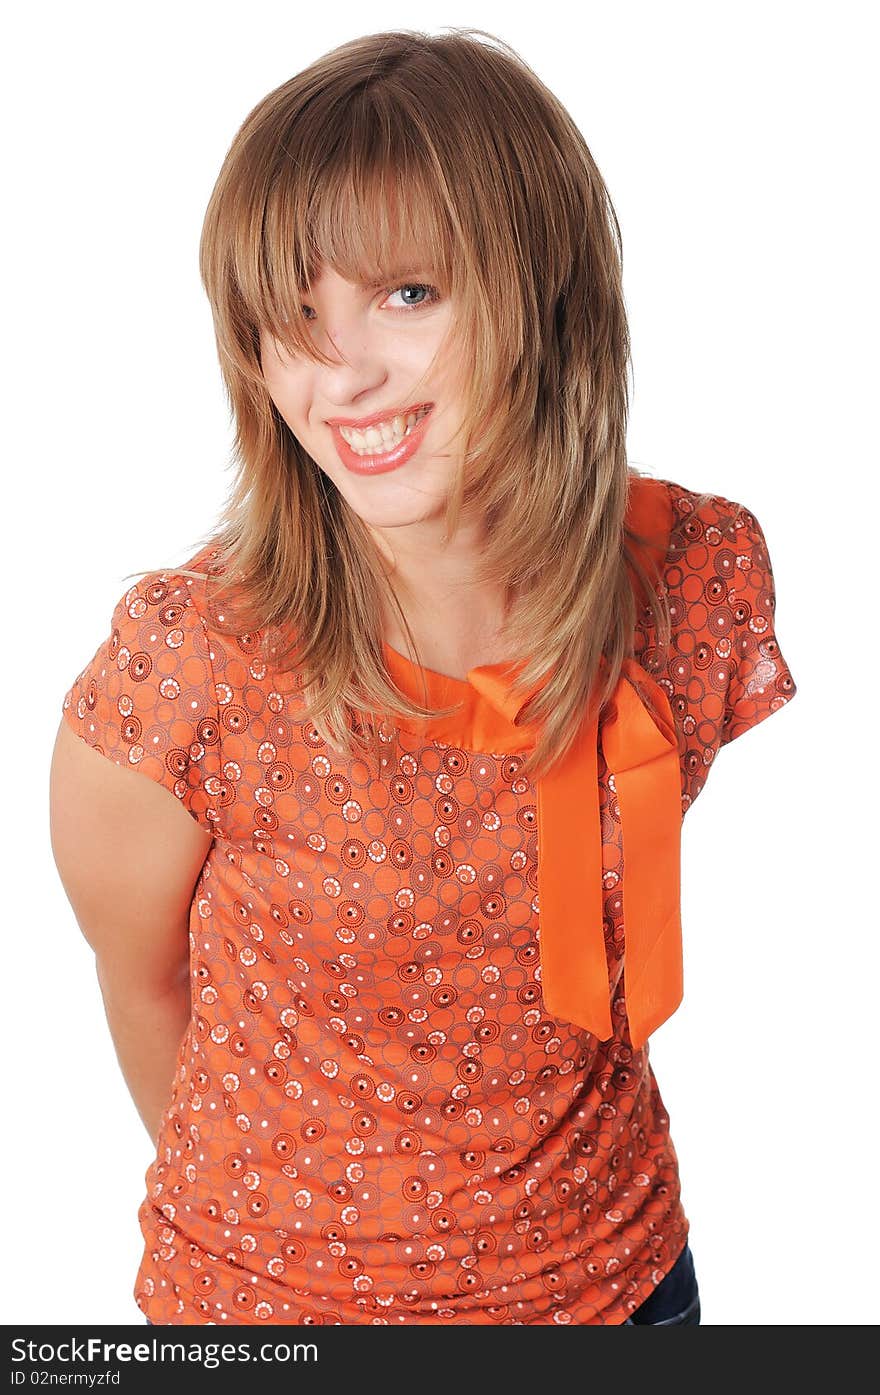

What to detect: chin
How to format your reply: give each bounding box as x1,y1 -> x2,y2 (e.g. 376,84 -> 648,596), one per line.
354,499 -> 445,529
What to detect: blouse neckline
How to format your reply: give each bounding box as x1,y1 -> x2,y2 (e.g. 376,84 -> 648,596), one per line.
380,640 -> 541,754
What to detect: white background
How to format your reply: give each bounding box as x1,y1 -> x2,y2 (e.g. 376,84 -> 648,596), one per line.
7,0 -> 876,1325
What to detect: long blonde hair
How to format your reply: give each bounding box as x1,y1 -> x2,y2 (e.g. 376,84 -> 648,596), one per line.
133,26 -> 672,783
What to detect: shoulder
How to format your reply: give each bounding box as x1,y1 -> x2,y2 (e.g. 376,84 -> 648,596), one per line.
101,544 -> 226,659
129,543 -> 218,615
654,476 -> 785,629
634,473 -> 741,554
631,472 -> 774,593
63,545 -> 221,708
626,471 -> 747,576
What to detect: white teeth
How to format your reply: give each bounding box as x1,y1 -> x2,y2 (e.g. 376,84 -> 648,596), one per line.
339,406 -> 430,455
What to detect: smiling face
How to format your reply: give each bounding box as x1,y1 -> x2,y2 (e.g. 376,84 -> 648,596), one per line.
258,263 -> 467,538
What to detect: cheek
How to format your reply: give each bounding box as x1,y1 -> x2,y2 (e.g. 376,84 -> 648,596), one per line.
262,366 -> 309,426
259,331 -> 298,388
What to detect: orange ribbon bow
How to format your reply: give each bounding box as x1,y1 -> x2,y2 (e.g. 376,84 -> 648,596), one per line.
467,657 -> 683,1049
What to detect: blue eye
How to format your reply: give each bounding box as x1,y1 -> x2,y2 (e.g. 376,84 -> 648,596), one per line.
299,283 -> 440,320
385,283 -> 441,311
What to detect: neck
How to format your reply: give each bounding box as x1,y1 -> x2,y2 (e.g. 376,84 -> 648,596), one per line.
370,516 -> 513,674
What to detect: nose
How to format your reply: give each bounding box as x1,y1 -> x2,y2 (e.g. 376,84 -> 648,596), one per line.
313,321 -> 390,406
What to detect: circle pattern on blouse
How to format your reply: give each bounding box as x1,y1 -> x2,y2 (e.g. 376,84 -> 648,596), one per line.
61,477 -> 795,1323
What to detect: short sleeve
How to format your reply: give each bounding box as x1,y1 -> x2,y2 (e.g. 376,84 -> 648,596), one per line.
60,572 -> 222,835
719,503 -> 798,747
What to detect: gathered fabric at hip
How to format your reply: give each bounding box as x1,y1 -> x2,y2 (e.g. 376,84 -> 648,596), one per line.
144,1243 -> 701,1327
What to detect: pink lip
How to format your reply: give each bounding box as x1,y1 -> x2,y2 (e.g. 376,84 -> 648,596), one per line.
331,406 -> 433,476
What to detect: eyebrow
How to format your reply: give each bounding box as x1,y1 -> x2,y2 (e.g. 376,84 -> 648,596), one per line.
361,267 -> 431,287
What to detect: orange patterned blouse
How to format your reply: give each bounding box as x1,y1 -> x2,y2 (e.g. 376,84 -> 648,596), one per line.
60,474 -> 797,1325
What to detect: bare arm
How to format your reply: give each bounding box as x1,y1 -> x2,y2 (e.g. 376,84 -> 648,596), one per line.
95,959 -> 192,1147
50,716 -> 214,1145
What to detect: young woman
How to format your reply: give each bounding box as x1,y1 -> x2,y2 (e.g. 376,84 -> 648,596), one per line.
50,28 -> 796,1326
